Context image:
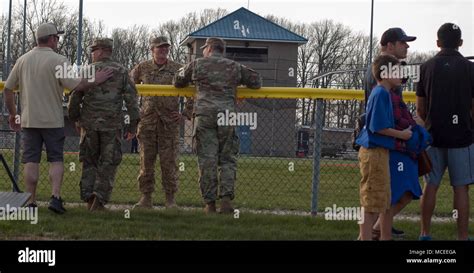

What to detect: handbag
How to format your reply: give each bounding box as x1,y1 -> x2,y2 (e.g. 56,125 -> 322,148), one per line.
418,150 -> 432,177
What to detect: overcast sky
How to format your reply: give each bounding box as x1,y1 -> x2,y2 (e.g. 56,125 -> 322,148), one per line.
2,0 -> 473,56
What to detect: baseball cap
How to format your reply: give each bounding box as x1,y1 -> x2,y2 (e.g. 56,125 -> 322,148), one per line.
200,37 -> 226,49
36,23 -> 64,38
150,36 -> 171,48
88,38 -> 114,50
380,28 -> 416,46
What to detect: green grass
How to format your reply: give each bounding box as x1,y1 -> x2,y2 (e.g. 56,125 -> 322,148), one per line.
0,207 -> 464,240
0,150 -> 471,217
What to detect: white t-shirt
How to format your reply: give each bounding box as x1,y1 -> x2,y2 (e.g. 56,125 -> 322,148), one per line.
5,47 -> 81,128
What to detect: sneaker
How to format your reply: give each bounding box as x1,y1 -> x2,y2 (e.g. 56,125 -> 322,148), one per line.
48,196 -> 66,214
419,235 -> 432,241
392,227 -> 405,238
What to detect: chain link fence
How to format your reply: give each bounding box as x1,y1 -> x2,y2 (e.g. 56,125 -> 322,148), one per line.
1,88 -> 471,217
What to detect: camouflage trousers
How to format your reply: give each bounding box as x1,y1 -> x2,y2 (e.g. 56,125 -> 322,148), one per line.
194,114 -> 239,203
137,119 -> 179,195
79,129 -> 122,205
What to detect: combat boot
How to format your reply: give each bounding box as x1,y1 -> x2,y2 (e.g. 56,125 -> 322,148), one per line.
86,193 -> 95,210
204,201 -> 217,214
134,193 -> 153,209
89,194 -> 106,212
219,196 -> 234,214
165,192 -> 177,208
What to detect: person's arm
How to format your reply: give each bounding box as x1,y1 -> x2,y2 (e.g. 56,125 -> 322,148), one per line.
416,96 -> 427,122
378,127 -> 412,141
3,62 -> 21,131
173,61 -> 194,88
240,64 -> 262,89
3,88 -> 21,132
368,88 -> 412,141
415,63 -> 427,121
129,63 -> 142,84
471,62 -> 474,120
122,72 -> 140,141
182,97 -> 194,120
67,90 -> 84,123
364,65 -> 376,104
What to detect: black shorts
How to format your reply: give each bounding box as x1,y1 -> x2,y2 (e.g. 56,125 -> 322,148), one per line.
22,128 -> 65,163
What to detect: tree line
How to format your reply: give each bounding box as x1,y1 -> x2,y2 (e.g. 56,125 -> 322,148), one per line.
1,0 -> 435,128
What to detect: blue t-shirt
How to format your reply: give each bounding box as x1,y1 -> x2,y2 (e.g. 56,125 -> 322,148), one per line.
356,85 -> 395,149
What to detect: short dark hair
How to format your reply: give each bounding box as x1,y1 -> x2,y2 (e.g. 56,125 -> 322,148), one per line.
37,35 -> 50,44
372,54 -> 400,82
209,43 -> 225,53
437,23 -> 462,49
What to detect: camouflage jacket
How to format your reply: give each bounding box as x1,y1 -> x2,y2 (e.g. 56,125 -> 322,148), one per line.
130,59 -> 193,126
173,52 -> 261,115
68,57 -> 140,133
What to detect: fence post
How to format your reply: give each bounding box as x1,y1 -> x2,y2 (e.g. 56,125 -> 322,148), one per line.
311,99 -> 324,215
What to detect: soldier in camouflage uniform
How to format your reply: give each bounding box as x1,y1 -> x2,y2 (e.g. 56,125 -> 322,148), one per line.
68,38 -> 140,211
131,36 -> 193,208
174,37 -> 261,214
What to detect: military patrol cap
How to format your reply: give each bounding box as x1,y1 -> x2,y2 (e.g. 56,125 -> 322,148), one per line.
36,23 -> 64,38
200,37 -> 226,49
89,38 -> 114,50
150,36 -> 171,48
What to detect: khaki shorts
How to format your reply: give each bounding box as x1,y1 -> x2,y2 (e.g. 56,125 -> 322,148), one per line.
358,147 -> 391,213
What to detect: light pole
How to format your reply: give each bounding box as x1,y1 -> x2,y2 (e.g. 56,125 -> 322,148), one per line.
77,0 -> 84,66
368,0 -> 374,66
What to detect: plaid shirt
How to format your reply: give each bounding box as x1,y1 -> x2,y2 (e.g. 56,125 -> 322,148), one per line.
391,88 -> 417,157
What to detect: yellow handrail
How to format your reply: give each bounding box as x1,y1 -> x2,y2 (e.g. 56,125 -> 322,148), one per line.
0,82 -> 417,102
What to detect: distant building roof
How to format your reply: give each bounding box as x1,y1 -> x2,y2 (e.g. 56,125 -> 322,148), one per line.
180,7 -> 308,46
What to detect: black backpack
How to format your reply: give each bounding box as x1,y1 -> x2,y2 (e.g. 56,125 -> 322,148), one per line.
352,113 -> 366,151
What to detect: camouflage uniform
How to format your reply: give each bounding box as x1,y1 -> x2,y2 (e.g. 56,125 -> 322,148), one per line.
174,38 -> 261,205
68,38 -> 140,206
131,37 -> 193,203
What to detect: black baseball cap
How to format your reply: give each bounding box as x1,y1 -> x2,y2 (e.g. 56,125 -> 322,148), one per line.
380,28 -> 416,46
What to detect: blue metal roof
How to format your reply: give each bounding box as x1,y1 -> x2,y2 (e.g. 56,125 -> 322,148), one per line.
181,7 -> 308,45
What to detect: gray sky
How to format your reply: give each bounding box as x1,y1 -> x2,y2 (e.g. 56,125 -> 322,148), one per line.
2,0 -> 473,56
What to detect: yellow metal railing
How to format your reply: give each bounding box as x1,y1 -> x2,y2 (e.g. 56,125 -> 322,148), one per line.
0,81 -> 417,102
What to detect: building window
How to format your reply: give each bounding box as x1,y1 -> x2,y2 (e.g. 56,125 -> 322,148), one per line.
226,46 -> 268,63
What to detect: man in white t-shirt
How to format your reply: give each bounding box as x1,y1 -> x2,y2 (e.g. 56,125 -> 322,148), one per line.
3,23 -> 113,214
